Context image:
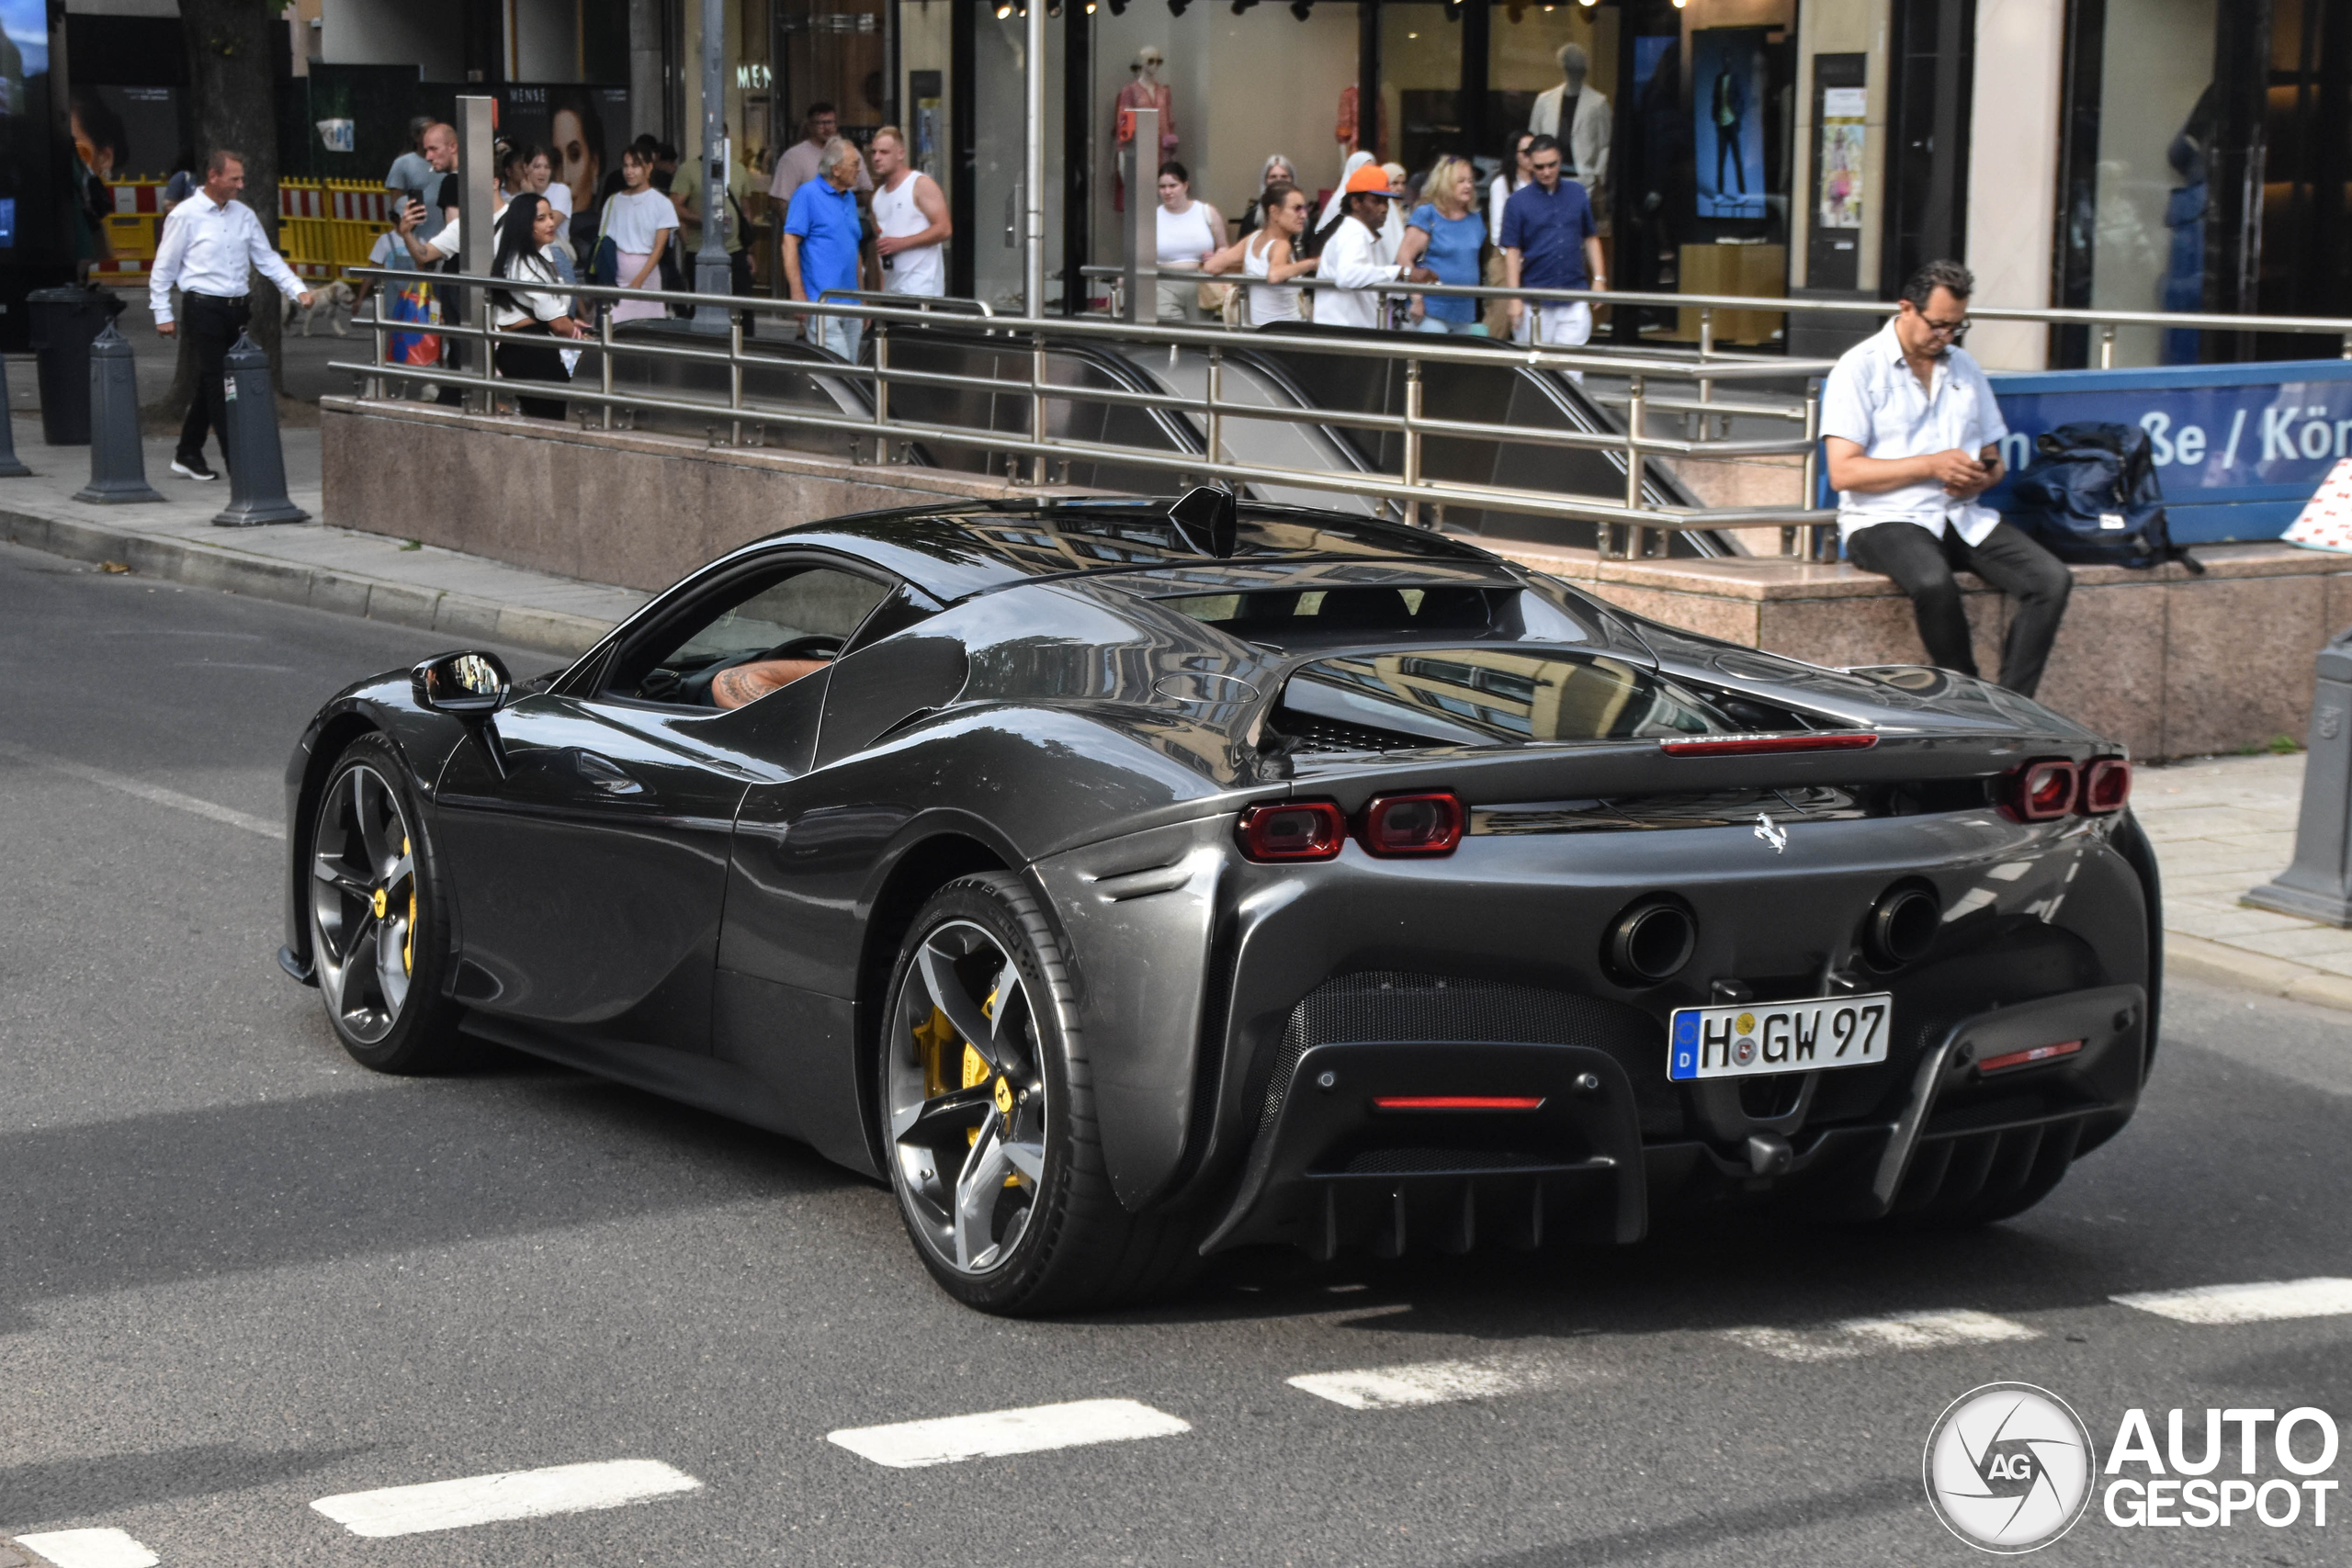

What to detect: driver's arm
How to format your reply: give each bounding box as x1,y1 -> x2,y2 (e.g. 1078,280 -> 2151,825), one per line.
710,658 -> 829,710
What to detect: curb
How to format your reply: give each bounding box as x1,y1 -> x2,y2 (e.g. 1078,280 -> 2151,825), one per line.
2166,931 -> 2352,1014
0,505 -> 614,658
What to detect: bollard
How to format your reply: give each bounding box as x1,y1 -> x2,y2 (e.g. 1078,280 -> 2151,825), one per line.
0,353 -> 29,477
2245,625 -> 2352,927
72,322 -> 163,504
212,333 -> 310,527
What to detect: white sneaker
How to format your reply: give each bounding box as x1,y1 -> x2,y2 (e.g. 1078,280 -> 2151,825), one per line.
169,457 -> 219,481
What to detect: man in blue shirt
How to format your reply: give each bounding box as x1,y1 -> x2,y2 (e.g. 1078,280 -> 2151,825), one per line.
784,137 -> 868,361
1498,134 -> 1607,355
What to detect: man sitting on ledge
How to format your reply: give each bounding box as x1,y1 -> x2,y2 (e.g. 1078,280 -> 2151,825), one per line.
1822,259 -> 2071,698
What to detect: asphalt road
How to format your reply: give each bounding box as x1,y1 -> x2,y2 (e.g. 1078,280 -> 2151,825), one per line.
2,538 -> 2347,1568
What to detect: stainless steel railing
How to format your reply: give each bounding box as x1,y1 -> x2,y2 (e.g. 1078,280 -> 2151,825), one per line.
337,266 -> 1841,560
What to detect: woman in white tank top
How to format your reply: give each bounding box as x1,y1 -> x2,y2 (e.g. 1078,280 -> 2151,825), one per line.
1152,161 -> 1224,322
1234,181 -> 1317,327
870,128 -> 946,298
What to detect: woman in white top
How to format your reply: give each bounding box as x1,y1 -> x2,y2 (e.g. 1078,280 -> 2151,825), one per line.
1207,181 -> 1317,327
524,146 -> 575,269
1487,130 -> 1536,247
601,145 -> 676,322
489,195 -> 582,421
1152,161 -> 1225,322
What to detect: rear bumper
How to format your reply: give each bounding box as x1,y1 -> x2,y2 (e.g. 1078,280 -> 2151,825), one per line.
1201,983 -> 2145,1257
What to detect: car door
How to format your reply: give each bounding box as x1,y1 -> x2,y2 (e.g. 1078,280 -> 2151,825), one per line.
433,555 -> 895,1053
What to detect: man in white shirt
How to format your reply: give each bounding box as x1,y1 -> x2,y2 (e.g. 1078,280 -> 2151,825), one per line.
1314,163 -> 1435,331
768,103 -> 871,208
1822,260 -> 2072,697
867,126 -> 949,298
150,149 -> 311,482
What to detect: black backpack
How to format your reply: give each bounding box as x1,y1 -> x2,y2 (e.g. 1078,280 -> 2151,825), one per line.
2008,421 -> 2203,572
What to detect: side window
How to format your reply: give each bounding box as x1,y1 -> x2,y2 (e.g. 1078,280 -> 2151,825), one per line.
606,564 -> 893,707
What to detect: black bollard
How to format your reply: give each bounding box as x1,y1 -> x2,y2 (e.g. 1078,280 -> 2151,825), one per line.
72,321 -> 162,504
212,333 -> 310,527
0,353 -> 29,478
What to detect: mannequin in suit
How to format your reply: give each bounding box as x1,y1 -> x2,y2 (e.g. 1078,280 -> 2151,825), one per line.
1529,43 -> 1611,219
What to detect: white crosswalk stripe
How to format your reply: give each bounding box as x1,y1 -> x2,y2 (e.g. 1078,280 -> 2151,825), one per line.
828,1398 -> 1191,1469
309,1460 -> 702,1539
10,1529 -> 160,1568
1286,1355 -> 1577,1410
2111,1276 -> 2352,1325
1724,1308 -> 2041,1362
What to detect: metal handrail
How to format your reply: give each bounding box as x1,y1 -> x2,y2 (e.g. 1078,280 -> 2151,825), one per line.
818,288 -> 995,318
338,265 -> 1837,560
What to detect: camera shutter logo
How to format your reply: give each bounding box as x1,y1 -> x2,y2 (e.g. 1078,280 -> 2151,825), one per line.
1923,1382 -> 2097,1553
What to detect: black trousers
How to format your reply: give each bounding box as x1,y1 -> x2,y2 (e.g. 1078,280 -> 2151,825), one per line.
493,325 -> 570,422
176,292 -> 250,467
1847,519 -> 2073,698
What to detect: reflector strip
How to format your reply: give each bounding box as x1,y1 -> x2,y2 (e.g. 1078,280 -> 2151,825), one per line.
1659,731 -> 1878,756
1372,1096 -> 1545,1111
1976,1039 -> 2084,1074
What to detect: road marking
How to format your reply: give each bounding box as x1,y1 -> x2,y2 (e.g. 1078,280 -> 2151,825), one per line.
827,1398 -> 1190,1469
0,741 -> 282,840
2111,1277 -> 2352,1325
1286,1355 -> 1571,1410
10,1529 -> 160,1568
1724,1309 -> 2041,1362
309,1459 -> 701,1538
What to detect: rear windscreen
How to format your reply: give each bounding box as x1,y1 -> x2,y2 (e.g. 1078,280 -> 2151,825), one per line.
1277,650 -> 1731,750
1160,585 -> 1498,640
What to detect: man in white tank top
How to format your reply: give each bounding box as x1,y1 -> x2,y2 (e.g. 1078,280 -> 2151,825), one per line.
868,127 -> 949,299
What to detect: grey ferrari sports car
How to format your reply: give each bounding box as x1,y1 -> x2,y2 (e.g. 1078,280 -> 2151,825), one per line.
280,491 -> 2159,1314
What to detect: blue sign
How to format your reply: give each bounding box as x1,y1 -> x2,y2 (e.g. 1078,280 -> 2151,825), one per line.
1984,360 -> 2352,543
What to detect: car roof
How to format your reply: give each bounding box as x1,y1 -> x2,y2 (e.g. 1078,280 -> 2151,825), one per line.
761,498 -> 1504,602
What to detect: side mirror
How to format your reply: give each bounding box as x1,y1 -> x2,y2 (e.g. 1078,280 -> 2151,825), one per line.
413,650 -> 513,716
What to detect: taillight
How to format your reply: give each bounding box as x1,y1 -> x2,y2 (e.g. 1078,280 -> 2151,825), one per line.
2083,757 -> 2131,814
1659,730 -> 1877,757
1373,1096 -> 1545,1111
1237,800 -> 1346,861
1978,1039 -> 2084,1074
1360,791 -> 1464,856
2005,759 -> 2079,821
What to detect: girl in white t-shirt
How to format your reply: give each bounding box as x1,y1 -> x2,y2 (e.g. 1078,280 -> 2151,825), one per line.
601,145 -> 676,322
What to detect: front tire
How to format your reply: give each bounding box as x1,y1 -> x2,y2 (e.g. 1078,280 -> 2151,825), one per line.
876,873 -> 1198,1314
308,734 -> 466,1073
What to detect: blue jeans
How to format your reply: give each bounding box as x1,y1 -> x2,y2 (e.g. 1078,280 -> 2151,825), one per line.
815,315 -> 864,362
1411,315 -> 1487,335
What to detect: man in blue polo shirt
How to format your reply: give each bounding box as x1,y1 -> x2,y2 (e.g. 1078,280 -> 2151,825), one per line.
784,136 -> 868,361
1499,133 -> 1607,354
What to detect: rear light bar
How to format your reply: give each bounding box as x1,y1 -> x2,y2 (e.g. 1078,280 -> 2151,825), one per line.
1659,731 -> 1878,757
1977,1039 -> 2084,1074
1235,791 -> 1467,862
1237,800 -> 1347,861
1373,1096 -> 1546,1111
1999,756 -> 2129,821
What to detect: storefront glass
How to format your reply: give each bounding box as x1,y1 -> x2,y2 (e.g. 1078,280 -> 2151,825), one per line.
2082,0 -> 2219,366
1379,3 -> 1460,179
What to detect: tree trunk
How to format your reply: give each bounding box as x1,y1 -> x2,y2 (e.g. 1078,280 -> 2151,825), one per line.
168,0 -> 288,408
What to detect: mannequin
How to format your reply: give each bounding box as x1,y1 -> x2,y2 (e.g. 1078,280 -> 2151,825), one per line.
1530,42 -> 1611,216
1113,46 -> 1179,211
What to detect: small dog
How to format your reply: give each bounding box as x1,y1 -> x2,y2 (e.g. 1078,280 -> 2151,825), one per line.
283,279 -> 357,337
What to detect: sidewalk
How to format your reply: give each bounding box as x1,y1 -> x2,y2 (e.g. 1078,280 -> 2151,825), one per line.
2132,752 -> 2352,1011
0,411 -> 643,655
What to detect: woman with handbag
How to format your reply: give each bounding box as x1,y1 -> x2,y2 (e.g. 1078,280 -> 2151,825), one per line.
1153,162 -> 1226,323
491,194 -> 582,422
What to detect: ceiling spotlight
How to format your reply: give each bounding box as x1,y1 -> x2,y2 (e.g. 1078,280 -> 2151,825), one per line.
1290,0 -> 1311,16
1168,0 -> 1190,13
1441,0 -> 1462,18
993,1 -> 1012,15
1108,0 -> 1127,11
1232,0 -> 1258,13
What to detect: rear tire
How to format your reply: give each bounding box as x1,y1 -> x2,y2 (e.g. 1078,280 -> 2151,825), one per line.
876,873 -> 1199,1314
307,734 -> 468,1074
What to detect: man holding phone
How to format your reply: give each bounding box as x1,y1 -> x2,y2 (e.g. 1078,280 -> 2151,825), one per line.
1822,260 -> 2072,698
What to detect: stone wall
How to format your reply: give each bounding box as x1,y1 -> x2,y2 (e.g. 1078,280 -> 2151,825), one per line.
323,399 -> 2352,760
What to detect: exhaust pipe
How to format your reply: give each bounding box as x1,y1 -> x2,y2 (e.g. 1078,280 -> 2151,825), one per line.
1605,898 -> 1697,986
1866,884 -> 1941,968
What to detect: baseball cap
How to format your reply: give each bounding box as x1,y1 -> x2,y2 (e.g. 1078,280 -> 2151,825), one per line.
1343,164 -> 1404,198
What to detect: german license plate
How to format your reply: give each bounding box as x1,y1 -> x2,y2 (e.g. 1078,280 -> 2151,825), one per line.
1667,994 -> 1894,1082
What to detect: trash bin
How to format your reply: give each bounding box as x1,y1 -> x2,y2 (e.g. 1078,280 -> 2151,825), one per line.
28,286 -> 127,446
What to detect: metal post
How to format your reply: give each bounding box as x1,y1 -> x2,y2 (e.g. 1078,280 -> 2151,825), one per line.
1801,377 -> 1824,560
1698,308 -> 1714,429
1121,108 -> 1157,326
1402,355 -> 1423,528
213,332 -> 309,525
1030,331 -> 1050,484
691,0 -> 732,333
73,324 -> 162,504
2098,322 -> 2116,370
1023,0 -> 1046,318
0,355 -> 30,476
2341,332 -> 2352,361
2246,626 -> 2352,925
1204,344 -> 1224,469
729,314 -> 744,446
368,299 -> 387,403
480,288 -> 496,412
600,308 -> 616,430
873,322 -> 890,465
456,96 -> 496,413
1618,374 -> 1644,558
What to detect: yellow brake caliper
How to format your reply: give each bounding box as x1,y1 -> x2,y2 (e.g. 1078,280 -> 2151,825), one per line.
911,987 -> 1025,1185
401,836 -> 414,975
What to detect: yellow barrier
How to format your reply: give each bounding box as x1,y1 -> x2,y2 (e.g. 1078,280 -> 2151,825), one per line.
89,177 -> 393,283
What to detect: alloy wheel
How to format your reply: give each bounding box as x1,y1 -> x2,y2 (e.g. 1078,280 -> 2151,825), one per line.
885,919 -> 1050,1273
310,763 -> 418,1045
